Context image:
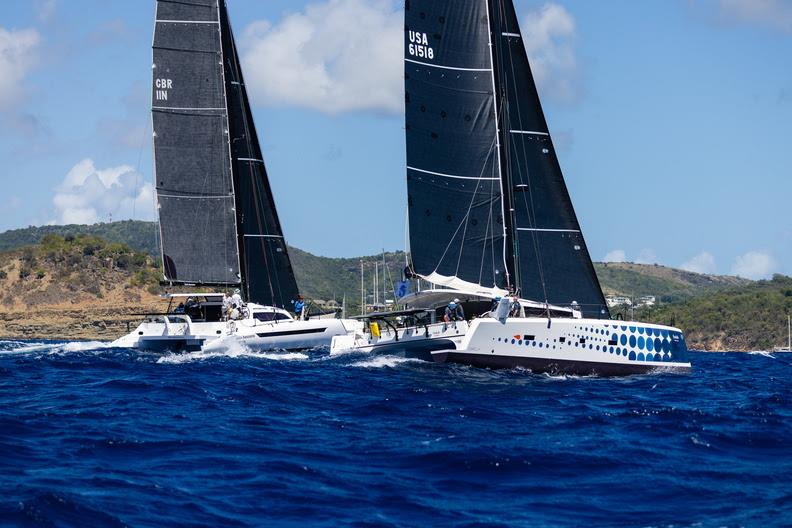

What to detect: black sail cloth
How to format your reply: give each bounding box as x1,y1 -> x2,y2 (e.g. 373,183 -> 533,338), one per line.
405,0 -> 609,317
405,0 -> 509,293
152,0 -> 299,308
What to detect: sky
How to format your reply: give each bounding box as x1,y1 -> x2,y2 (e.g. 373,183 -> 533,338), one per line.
0,0 -> 790,280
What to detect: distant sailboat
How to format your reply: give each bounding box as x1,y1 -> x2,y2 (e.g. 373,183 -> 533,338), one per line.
113,0 -> 360,352
334,0 -> 691,375
774,315 -> 791,353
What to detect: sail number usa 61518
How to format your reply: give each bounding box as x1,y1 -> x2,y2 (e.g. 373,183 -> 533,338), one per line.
408,31 -> 434,60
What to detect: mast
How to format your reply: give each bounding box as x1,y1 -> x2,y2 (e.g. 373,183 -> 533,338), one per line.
485,0 -> 514,292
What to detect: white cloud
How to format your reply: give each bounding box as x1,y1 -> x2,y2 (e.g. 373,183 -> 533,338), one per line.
240,0 -> 403,114
680,251 -> 718,274
603,249 -> 627,263
35,0 -> 57,23
635,248 -> 658,265
522,3 -> 580,102
238,1 -> 582,114
52,159 -> 155,225
0,27 -> 40,109
718,0 -> 792,33
730,251 -> 778,279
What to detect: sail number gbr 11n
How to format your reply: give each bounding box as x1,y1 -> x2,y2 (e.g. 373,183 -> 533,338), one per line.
408,31 -> 434,60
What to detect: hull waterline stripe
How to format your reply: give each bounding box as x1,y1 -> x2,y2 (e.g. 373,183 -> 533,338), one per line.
510,130 -> 549,136
516,228 -> 581,233
404,58 -> 492,72
255,327 -> 328,338
502,32 -> 521,38
407,166 -> 498,181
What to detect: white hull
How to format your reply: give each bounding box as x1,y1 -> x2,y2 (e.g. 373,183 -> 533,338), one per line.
331,320 -> 470,360
433,317 -> 691,376
113,314 -> 362,353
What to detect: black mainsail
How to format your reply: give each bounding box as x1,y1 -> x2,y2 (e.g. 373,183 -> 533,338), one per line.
152,0 -> 299,308
404,0 -> 608,317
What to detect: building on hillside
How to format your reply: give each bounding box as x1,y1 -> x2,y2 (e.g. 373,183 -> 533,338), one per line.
636,296 -> 656,308
606,295 -> 632,308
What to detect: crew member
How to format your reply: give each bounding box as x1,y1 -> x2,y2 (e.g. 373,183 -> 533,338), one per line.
293,294 -> 305,320
444,299 -> 465,322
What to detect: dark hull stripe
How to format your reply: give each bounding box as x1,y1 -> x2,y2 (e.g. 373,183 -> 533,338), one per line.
256,327 -> 328,338
433,351 -> 691,377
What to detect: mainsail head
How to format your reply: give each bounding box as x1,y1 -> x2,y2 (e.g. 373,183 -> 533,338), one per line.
404,0 -> 609,317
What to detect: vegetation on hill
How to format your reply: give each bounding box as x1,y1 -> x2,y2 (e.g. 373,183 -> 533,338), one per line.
636,274 -> 792,351
3,223 -> 790,351
594,262 -> 750,302
0,221 -> 159,256
0,233 -> 161,308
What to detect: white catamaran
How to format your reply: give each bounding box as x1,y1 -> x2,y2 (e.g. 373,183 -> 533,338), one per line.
113,0 -> 361,352
333,0 -> 690,375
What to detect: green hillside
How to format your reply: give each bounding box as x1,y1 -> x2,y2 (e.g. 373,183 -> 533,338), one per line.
637,274 -> 792,351
594,262 -> 751,302
0,220 -> 758,311
0,221 -> 159,256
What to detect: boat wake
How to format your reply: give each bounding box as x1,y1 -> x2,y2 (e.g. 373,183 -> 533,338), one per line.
156,337 -> 309,364
0,340 -> 111,355
351,355 -> 425,369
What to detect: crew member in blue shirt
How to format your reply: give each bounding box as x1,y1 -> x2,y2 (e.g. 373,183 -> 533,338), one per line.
444,299 -> 465,322
293,294 -> 305,320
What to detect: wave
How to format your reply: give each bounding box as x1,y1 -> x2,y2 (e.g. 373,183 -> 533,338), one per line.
156,337 -> 309,364
350,355 -> 424,369
0,340 -> 111,355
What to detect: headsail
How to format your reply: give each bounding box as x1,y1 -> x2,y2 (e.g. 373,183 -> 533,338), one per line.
404,0 -> 608,317
152,0 -> 299,308
491,0 -> 608,317
219,3 -> 299,309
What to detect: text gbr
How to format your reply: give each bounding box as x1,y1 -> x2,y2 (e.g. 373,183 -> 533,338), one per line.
407,31 -> 434,60
154,78 -> 173,101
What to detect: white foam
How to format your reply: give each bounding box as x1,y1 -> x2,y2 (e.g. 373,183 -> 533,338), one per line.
0,340 -> 110,355
351,356 -> 423,369
156,337 -> 309,364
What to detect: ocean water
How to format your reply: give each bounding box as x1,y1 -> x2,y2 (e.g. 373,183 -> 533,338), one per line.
0,341 -> 790,527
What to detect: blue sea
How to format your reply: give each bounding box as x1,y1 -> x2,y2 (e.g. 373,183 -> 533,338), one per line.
0,341 -> 790,527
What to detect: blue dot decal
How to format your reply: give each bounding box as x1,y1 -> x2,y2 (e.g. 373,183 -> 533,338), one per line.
638,336 -> 645,350
661,329 -> 669,338
637,353 -> 645,361
511,339 -> 516,344
620,334 -> 627,346
646,338 -> 654,352
611,333 -> 618,343
629,335 -> 637,348
629,351 -> 636,360
621,325 -> 627,331
638,327 -> 644,335
629,326 -> 636,333
646,353 -> 655,362
655,338 -> 662,352
646,328 -> 654,337
539,342 -> 543,348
